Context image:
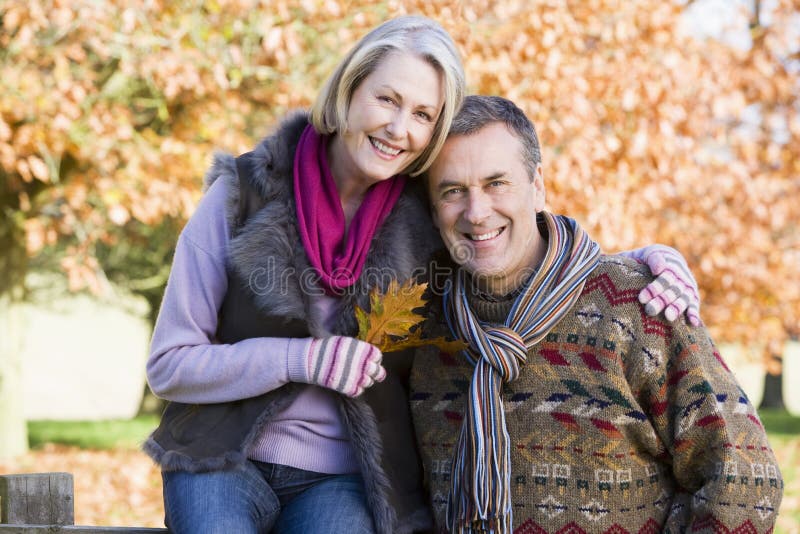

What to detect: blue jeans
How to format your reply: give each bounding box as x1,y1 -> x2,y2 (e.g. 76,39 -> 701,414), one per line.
162,461 -> 375,534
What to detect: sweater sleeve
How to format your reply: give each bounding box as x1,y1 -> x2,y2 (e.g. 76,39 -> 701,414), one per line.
638,322 -> 783,532
145,178 -> 310,404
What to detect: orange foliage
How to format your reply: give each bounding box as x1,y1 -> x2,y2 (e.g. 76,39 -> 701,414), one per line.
1,0 -> 797,354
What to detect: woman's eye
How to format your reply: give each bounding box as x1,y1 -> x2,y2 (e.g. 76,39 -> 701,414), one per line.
415,111 -> 433,121
378,95 -> 395,104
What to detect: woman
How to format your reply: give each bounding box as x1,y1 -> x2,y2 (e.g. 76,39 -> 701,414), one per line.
143,15 -> 700,534
144,16 -> 465,534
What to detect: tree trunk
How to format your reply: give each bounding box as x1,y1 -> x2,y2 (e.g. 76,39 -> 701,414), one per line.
759,359 -> 785,411
2,166 -> 31,459
137,382 -> 166,416
758,331 -> 786,412
0,292 -> 28,460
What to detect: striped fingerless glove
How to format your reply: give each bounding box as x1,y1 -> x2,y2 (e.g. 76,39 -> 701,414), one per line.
289,336 -> 386,397
628,244 -> 701,326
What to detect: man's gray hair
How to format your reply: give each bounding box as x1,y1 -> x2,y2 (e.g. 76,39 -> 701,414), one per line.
448,95 -> 542,180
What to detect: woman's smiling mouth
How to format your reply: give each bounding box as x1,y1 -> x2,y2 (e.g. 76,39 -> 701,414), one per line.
369,137 -> 402,157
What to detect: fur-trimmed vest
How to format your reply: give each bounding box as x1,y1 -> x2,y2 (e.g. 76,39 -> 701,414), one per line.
144,112 -> 442,533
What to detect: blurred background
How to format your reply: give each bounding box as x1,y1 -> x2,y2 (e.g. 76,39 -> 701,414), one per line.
0,0 -> 798,530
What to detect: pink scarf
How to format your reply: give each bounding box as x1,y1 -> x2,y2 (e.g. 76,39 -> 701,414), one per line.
293,124 -> 406,294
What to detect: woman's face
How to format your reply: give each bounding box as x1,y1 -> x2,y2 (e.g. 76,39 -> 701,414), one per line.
329,51 -> 444,189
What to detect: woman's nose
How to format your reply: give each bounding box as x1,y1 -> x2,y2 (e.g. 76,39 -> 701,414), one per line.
385,111 -> 409,139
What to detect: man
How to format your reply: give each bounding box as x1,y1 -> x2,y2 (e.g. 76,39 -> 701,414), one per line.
411,96 -> 782,533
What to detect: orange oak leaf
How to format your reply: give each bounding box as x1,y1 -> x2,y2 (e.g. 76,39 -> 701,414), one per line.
356,280 -> 467,354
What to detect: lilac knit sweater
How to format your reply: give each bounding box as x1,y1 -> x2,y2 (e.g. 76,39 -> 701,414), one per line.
146,178 -> 359,474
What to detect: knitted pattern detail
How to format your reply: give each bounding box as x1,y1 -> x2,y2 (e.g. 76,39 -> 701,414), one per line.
411,256 -> 782,534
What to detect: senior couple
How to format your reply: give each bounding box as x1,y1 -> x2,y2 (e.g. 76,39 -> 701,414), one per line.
143,15 -> 782,534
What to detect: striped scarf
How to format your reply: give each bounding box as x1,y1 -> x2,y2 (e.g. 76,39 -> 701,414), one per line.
443,212 -> 600,533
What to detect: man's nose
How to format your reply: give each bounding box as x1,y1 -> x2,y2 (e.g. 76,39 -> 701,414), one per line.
464,190 -> 492,224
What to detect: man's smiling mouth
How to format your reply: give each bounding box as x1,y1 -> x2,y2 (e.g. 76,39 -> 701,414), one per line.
467,228 -> 504,241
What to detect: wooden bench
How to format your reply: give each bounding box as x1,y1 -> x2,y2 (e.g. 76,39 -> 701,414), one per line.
0,473 -> 168,533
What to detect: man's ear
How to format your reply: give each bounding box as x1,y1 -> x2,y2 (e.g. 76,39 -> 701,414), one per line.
533,163 -> 546,212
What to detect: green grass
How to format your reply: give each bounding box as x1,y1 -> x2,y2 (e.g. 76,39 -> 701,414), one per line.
27,411 -> 800,450
27,415 -> 160,450
760,408 -> 800,436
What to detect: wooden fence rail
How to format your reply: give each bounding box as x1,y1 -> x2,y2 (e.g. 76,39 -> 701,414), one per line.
0,473 -> 168,534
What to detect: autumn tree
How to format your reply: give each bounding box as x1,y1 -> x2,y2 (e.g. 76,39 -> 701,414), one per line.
418,0 -> 799,392
0,0 -> 387,459
1,0 -> 797,458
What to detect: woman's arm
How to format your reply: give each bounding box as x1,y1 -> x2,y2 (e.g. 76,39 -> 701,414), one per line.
145,178 -> 305,403
145,178 -> 384,403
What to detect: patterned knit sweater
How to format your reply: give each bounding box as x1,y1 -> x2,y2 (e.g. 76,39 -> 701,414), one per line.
411,255 -> 782,533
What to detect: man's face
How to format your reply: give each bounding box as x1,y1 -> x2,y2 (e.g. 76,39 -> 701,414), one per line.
427,122 -> 547,295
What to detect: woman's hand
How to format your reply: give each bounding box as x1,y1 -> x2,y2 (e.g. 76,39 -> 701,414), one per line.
290,336 -> 386,397
637,245 -> 701,326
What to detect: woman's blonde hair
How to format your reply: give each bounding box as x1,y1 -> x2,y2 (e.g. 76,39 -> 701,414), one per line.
311,16 -> 465,177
